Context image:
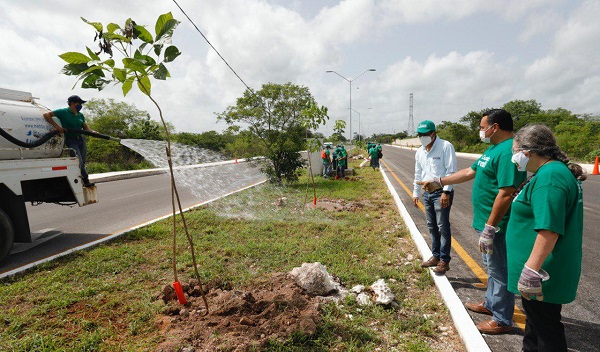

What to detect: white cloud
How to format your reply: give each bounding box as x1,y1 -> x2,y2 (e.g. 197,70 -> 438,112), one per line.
0,0 -> 598,138
524,0 -> 600,112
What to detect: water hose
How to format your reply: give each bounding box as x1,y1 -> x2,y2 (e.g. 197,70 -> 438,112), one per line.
0,127 -> 120,148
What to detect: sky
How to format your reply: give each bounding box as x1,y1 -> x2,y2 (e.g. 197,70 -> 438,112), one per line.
1,0 -> 599,139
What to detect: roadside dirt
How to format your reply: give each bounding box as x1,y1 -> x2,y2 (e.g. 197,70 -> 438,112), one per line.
155,273 -> 321,352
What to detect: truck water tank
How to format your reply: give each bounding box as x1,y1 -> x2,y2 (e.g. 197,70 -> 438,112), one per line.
0,88 -> 64,160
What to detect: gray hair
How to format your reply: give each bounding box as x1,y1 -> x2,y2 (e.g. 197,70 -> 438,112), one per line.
514,124 -> 586,181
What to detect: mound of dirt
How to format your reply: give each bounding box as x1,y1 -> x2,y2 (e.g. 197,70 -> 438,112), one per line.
155,273 -> 321,351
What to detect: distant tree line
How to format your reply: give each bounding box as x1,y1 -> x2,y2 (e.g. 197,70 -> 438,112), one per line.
434,99 -> 600,162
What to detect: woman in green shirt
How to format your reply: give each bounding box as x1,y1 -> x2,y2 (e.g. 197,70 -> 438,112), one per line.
507,124 -> 586,352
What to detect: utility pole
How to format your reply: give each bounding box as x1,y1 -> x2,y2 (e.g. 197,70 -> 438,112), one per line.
408,93 -> 414,136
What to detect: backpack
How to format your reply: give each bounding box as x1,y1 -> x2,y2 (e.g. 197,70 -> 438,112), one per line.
321,150 -> 328,160
377,150 -> 383,159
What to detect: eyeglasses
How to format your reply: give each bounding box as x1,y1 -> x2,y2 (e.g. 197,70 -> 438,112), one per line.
417,132 -> 433,137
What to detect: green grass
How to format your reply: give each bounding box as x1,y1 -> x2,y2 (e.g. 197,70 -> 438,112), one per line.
0,160 -> 459,351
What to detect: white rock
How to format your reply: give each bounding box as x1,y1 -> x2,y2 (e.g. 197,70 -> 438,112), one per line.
351,285 -> 365,294
356,292 -> 372,306
370,279 -> 395,305
289,262 -> 337,296
407,254 -> 414,261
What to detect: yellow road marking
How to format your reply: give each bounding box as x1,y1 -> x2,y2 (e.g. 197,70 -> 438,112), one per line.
381,159 -> 526,330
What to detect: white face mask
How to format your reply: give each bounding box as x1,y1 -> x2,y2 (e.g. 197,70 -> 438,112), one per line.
419,135 -> 432,147
511,151 -> 529,172
479,125 -> 495,144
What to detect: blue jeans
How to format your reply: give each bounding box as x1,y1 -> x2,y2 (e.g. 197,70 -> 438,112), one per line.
479,230 -> 514,326
323,161 -> 331,176
422,190 -> 453,262
66,137 -> 88,180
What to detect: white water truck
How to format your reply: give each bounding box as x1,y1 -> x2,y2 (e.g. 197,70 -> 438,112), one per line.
0,88 -> 118,262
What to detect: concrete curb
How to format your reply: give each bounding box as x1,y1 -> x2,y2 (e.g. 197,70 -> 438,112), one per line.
380,166 -> 491,352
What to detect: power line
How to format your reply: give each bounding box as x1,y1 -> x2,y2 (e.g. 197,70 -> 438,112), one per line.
171,0 -> 253,93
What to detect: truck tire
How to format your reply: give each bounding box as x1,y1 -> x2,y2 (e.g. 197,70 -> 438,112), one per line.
0,209 -> 15,262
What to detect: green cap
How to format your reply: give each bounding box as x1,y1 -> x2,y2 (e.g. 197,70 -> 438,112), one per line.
416,120 -> 436,134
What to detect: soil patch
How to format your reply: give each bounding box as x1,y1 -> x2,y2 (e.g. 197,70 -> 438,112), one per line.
155,273 -> 321,351
307,197 -> 369,211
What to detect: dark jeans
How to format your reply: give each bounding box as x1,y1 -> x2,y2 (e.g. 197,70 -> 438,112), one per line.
66,137 -> 88,180
370,157 -> 379,169
422,190 -> 453,262
521,297 -> 567,352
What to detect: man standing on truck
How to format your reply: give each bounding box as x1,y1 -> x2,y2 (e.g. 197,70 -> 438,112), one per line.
43,95 -> 95,187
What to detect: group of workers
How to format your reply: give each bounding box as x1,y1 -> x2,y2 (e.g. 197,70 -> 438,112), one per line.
413,110 -> 585,351
367,142 -> 382,170
321,143 -> 348,179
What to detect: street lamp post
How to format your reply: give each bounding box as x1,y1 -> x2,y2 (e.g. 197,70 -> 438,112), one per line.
326,68 -> 376,142
350,107 -> 371,142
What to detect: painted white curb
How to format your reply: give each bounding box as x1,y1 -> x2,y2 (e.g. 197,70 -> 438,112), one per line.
380,166 -> 491,352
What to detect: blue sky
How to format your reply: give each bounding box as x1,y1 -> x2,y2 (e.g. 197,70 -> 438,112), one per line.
1,0 -> 598,138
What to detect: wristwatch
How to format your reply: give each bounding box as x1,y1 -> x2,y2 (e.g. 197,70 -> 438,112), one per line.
442,190 -> 451,195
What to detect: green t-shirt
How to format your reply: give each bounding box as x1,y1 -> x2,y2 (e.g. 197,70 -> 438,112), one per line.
337,148 -> 347,167
369,146 -> 379,158
53,107 -> 86,139
470,138 -> 526,233
506,161 -> 583,304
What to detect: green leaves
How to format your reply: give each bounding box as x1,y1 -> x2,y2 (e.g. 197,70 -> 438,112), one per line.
81,17 -> 102,32
155,12 -> 179,43
163,46 -> 181,63
153,63 -> 170,80
61,12 -> 181,97
59,52 -> 92,64
134,25 -> 153,44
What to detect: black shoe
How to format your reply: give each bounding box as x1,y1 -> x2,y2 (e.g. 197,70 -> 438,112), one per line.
83,178 -> 95,187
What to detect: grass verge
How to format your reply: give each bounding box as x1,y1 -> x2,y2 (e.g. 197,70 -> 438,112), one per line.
0,159 -> 462,351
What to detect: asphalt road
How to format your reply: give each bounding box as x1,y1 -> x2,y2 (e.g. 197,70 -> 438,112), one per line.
0,162 -> 266,275
381,145 -> 600,352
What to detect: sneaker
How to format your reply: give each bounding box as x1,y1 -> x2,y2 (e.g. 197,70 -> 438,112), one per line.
432,260 -> 449,274
83,178 -> 95,187
420,256 -> 440,268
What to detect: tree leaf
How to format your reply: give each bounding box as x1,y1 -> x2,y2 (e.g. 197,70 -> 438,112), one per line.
137,75 -> 151,96
134,50 -> 156,66
134,25 -> 154,44
123,58 -> 147,73
122,77 -> 134,96
113,68 -> 127,82
153,44 -> 163,57
155,19 -> 179,43
107,23 -> 120,33
59,52 -> 92,64
102,59 -> 115,68
86,47 -> 100,61
155,12 -> 174,37
153,63 -> 170,80
81,74 -> 110,90
104,32 -> 129,43
60,63 -> 90,76
163,45 -> 181,63
81,17 -> 103,32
